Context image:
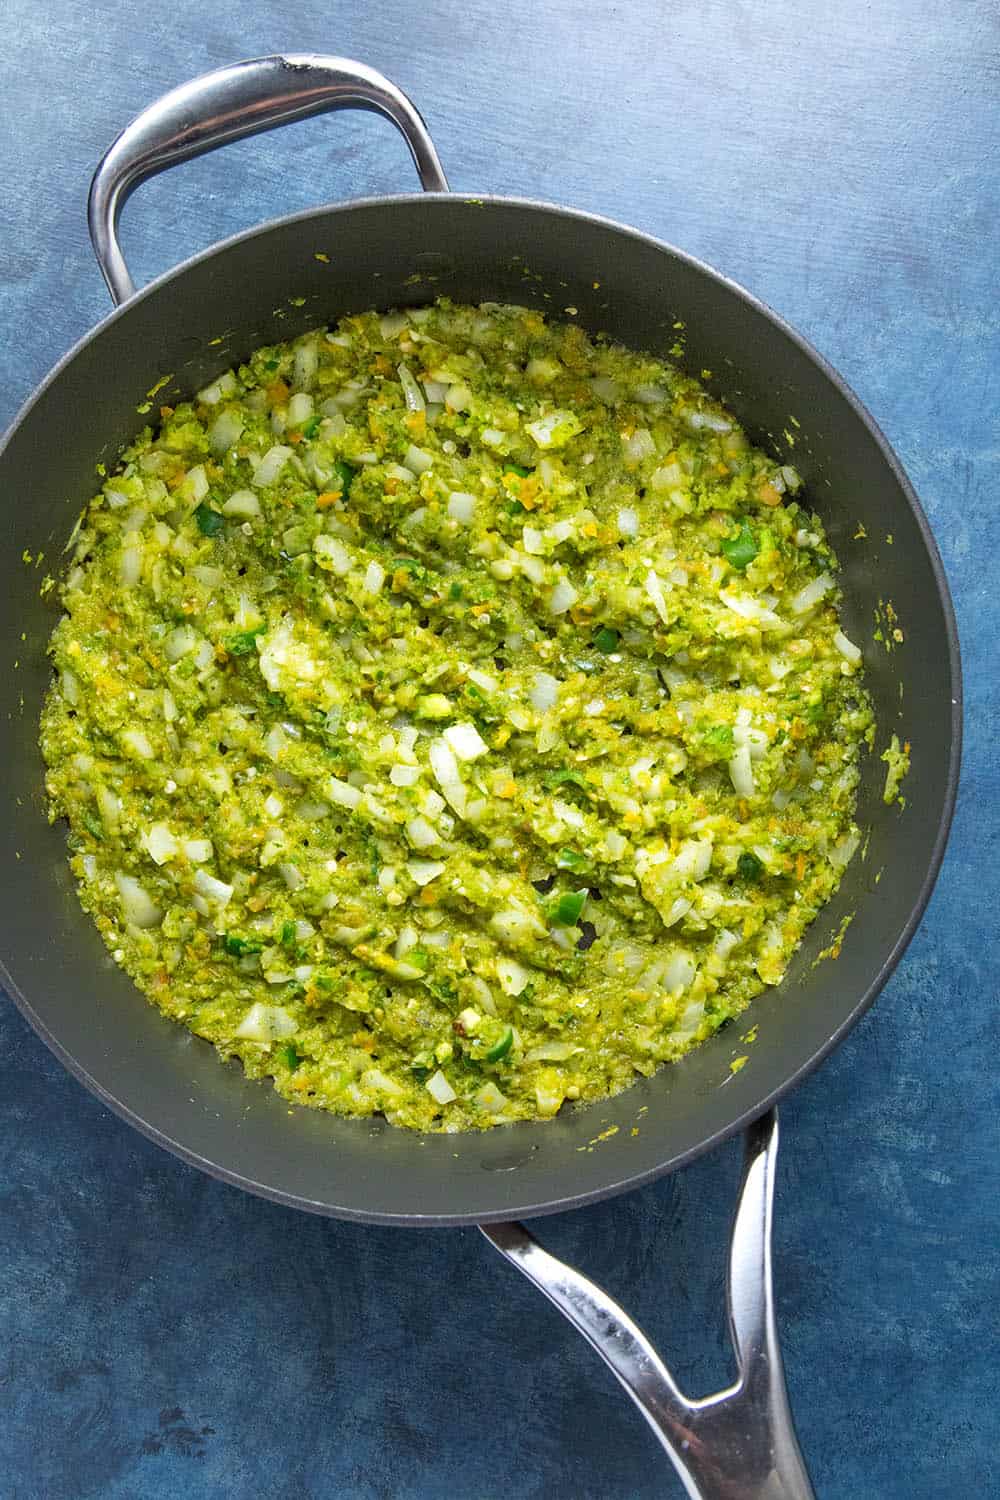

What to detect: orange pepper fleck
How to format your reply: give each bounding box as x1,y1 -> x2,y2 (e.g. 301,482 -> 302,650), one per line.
316,490 -> 341,510
795,852 -> 807,881
758,482 -> 782,507
265,379 -> 289,405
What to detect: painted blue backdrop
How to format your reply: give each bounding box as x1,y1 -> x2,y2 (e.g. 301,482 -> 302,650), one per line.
1,2 -> 997,1495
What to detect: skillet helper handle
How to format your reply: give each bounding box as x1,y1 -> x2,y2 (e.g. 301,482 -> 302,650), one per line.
481,1111 -> 815,1500
88,53 -> 449,306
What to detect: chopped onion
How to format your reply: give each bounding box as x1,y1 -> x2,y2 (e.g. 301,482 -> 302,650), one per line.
314,535 -> 352,574
193,868 -> 234,908
183,838 -> 213,864
833,629 -> 862,665
447,491 -> 477,524
589,375 -> 620,403
122,728 -> 154,760
617,506 -> 639,537
548,579 -> 578,615
714,928 -> 740,960
644,569 -> 671,624
425,1069 -> 456,1105
278,862 -> 304,891
474,1082 -> 508,1112
406,858 -> 446,886
443,722 -> 488,761
790,573 -> 833,615
293,342 -> 318,388
141,823 -> 177,865
397,363 -> 426,412
406,816 -> 440,850
114,872 -> 161,928
234,1003 -> 298,1042
251,445 -> 292,488
729,745 -> 755,798
208,409 -> 245,455
623,427 -> 656,463
287,391 -> 313,427
328,776 -> 362,810
120,546 -> 142,587
720,591 -> 782,628
634,383 -> 668,405
429,738 -> 467,816
390,763 -> 421,787
163,624 -> 198,662
496,957 -> 530,996
197,370 -> 237,406
403,444 -> 434,476
525,1041 -> 581,1062
363,560 -> 386,595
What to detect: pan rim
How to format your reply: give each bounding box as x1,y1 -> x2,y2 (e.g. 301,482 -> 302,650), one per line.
0,190 -> 963,1225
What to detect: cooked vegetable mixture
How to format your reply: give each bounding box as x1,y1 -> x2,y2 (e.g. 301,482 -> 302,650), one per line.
41,301 -> 874,1131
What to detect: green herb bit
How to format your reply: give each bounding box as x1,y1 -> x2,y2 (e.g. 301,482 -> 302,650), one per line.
737,851 -> 765,882
194,504 -> 225,537
593,626 -> 620,653
224,933 -> 263,956
224,626 -> 265,656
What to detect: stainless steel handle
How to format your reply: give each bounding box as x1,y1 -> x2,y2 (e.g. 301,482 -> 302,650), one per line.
88,53 -> 449,306
481,1111 -> 815,1500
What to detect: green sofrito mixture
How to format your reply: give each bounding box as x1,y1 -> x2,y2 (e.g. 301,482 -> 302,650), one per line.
41,300 -> 874,1131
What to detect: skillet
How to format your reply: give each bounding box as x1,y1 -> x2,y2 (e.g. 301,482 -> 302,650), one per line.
0,56 -> 960,1498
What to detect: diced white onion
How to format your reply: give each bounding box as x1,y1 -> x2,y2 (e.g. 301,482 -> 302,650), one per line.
193,869 -> 234,908
833,629 -> 862,665
406,859 -> 446,886
252,445 -> 292,488
496,957 -> 530,996
234,1003 -> 298,1042
209,409 -> 245,455
617,506 -> 639,537
141,823 -> 177,865
114,872 -> 161,928
406,816 -> 440,850
447,491 -> 477,524
122,728 -> 154,760
183,839 -> 213,864
119,546 -> 142,587
278,862 -> 304,891
426,1070 -> 457,1105
403,444 -> 434,475
429,738 -> 467,816
164,625 -> 198,662
443,722 -> 488,761
548,579 -> 578,615
363,561 -> 386,595
790,573 -> 833,615
623,427 -> 656,463
644,569 -> 671,624
287,391 -> 314,427
729,745 -> 755,798
327,776 -> 362,810
397,364 -> 426,412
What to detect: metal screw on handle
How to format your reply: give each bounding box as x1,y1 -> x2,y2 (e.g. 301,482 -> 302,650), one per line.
88,53 -> 449,306
481,1111 -> 815,1500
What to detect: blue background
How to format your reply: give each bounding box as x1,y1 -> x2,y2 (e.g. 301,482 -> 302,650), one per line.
1,2 -> 997,1495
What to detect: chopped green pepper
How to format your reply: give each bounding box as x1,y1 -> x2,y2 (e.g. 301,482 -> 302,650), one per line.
721,520 -> 759,571
333,459 -> 357,497
224,626 -> 265,656
485,1026 -> 514,1063
550,889 -> 588,926
593,626 -> 620,653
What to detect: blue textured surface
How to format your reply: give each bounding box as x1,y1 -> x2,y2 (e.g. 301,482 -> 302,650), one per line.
1,3 -> 997,1495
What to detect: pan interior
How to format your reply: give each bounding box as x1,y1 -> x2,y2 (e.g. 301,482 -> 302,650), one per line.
0,196 -> 959,1223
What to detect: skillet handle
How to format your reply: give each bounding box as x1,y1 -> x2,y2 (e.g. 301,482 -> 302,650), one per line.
88,54 -> 449,306
481,1110 -> 815,1500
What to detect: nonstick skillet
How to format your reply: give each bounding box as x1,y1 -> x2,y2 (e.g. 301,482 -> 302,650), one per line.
0,56 -> 960,1498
